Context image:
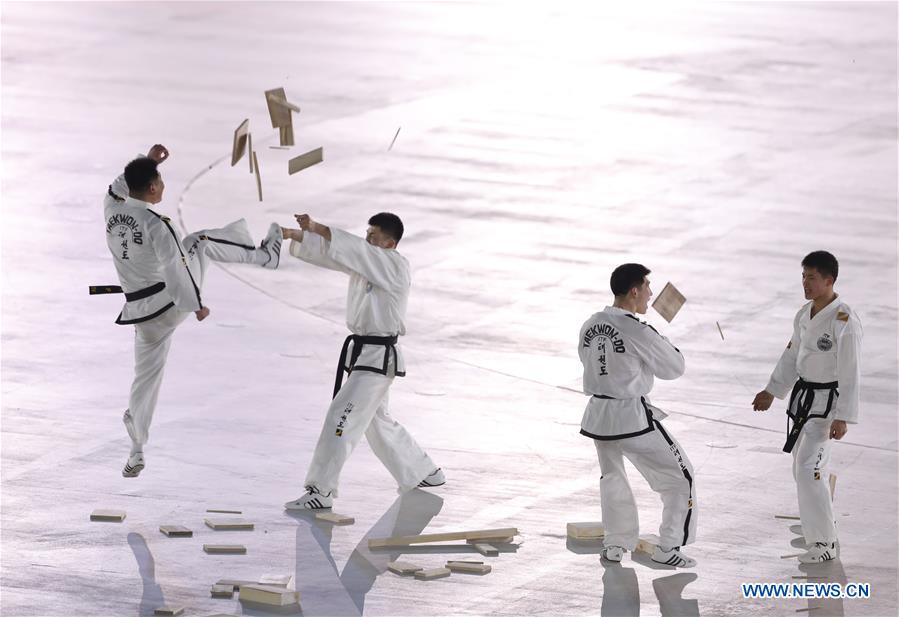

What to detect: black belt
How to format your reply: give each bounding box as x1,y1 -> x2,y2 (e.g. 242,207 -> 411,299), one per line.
592,394 -> 616,399
89,281 -> 166,302
783,378 -> 839,453
333,334 -> 399,398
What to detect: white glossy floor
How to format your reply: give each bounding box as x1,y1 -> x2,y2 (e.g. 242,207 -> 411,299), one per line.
1,2 -> 897,616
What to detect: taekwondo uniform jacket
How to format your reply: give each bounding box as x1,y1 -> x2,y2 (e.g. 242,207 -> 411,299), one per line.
579,306 -> 685,440
104,174 -> 203,324
289,227 -> 409,378
765,298 -> 862,423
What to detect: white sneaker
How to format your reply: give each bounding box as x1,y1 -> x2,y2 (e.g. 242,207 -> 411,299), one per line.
417,468 -> 445,488
601,546 -> 625,562
798,542 -> 837,563
260,222 -> 282,269
651,546 -> 696,568
284,486 -> 333,510
122,452 -> 145,478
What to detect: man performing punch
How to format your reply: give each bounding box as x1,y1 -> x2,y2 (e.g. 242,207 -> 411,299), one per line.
753,251 -> 862,563
102,144 -> 282,477
282,213 -> 444,510
578,263 -> 697,567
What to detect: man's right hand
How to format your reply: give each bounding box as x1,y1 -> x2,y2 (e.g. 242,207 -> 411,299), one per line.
282,227 -> 303,241
147,144 -> 169,163
195,306 -> 210,321
752,390 -> 774,411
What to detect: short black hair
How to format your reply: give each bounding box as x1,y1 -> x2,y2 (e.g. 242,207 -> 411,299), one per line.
368,212 -> 404,243
124,157 -> 160,194
610,263 -> 650,297
802,250 -> 838,281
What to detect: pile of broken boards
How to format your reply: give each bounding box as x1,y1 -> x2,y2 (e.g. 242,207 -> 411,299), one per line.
371,527 -> 520,581
566,521 -> 661,556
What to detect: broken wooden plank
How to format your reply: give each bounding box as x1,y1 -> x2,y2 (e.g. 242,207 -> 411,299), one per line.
205,518 -> 254,531
465,536 -> 513,544
159,525 -> 192,538
215,579 -> 256,590
470,543 -> 498,556
315,512 -> 354,525
203,544 -> 247,555
635,534 -> 660,555
211,583 -> 235,598
258,574 -> 293,588
153,607 -> 184,616
206,509 -> 242,515
652,282 -> 686,323
279,123 -> 295,147
231,118 -> 249,166
247,133 -> 253,173
566,522 -> 605,540
829,473 -> 837,500
267,94 -> 301,113
388,126 -> 401,151
90,509 -> 126,522
368,527 -> 518,549
387,561 -> 423,576
781,553 -> 804,559
252,151 -> 262,201
414,568 -> 451,580
288,147 -> 323,175
239,584 -> 300,606
264,87 -> 292,128
775,515 -> 802,521
446,561 -> 491,574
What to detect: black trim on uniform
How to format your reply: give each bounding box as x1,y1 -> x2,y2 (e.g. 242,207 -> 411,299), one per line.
593,394 -> 616,399
115,301 -> 175,325
149,208 -> 203,310
107,186 -> 125,202
332,334 -> 402,398
652,418 -> 694,547
783,378 -> 839,453
580,396 -> 656,441
624,313 -> 681,352
198,234 -> 255,251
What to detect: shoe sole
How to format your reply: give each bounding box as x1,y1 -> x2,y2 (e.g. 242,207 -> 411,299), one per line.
284,504 -> 332,511
122,464 -> 144,478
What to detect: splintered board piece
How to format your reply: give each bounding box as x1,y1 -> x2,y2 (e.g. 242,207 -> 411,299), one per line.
465,536 -> 513,544
247,133 -> 253,172
652,282 -> 686,323
215,579 -> 256,590
315,512 -> 354,525
205,518 -> 254,531
203,544 -> 247,554
388,126 -> 401,150
288,147 -> 323,175
470,543 -> 498,556
264,87 -> 293,128
90,509 -> 126,522
279,123 -> 295,147
207,508 -> 242,515
153,607 -> 184,616
231,118 -> 249,166
446,561 -> 491,574
781,553 -> 805,559
775,515 -> 801,521
716,321 -> 725,340
368,527 -> 518,549
258,574 -> 293,588
268,94 -> 301,113
211,584 -> 235,598
387,561 -> 423,576
159,525 -> 193,537
567,522 -> 605,540
252,151 -> 262,201
239,584 -> 301,606
414,568 -> 451,580
635,534 -> 661,555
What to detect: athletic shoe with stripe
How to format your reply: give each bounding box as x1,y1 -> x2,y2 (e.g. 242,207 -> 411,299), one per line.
798,542 -> 837,563
122,452 -> 145,478
284,486 -> 333,510
417,468 -> 445,488
651,546 -> 696,568
260,222 -> 282,270
601,545 -> 625,562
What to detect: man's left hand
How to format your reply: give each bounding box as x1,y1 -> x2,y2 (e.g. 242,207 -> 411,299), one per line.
147,144 -> 169,163
829,420 -> 848,440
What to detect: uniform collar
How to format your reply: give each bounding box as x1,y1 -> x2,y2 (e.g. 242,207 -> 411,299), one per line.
123,196 -> 152,209
809,294 -> 840,321
604,305 -> 636,317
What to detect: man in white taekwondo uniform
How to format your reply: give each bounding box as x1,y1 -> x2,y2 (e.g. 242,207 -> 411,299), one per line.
753,251 -> 862,563
101,145 -> 282,477
281,212 -> 443,510
578,263 -> 697,567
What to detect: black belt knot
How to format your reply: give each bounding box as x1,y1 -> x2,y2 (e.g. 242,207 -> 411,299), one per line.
782,378 -> 839,453
332,334 -> 399,398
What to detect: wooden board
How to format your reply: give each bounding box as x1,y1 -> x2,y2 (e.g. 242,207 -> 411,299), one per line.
207,509 -> 242,514
652,282 -> 686,323
446,561 -> 491,574
159,525 -> 192,537
567,521 -> 605,540
247,133 -> 253,172
268,94 -> 301,113
368,527 -> 518,549
258,574 -> 293,588
153,607 -> 184,616
253,151 -> 262,201
239,584 -> 301,606
264,87 -> 292,128
211,584 -> 235,598
471,543 -> 498,556
635,534 -> 660,555
316,512 -> 354,525
205,518 -> 254,531
90,509 -> 125,522
287,147 -> 323,175
279,123 -> 295,147
230,118 -> 249,166
387,560 -> 424,576
465,536 -> 513,544
203,544 -> 247,554
414,568 -> 451,580
215,579 -> 256,590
